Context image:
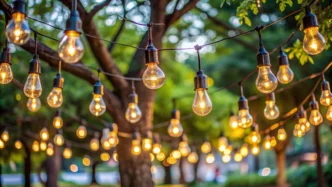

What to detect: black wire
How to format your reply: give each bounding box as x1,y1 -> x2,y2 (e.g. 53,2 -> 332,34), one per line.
194,45 -> 202,70
34,31 -> 37,54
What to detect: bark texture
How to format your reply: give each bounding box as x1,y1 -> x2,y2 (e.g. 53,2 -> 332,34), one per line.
21,140 -> 31,187
45,146 -> 61,187
276,150 -> 287,187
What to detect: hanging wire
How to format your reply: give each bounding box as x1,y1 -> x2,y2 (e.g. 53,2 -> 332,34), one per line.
34,30 -> 38,54
58,61 -> 62,73
97,67 -> 101,80
194,45 -> 202,70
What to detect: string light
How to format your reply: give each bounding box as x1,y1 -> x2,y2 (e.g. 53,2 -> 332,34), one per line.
142,131 -> 153,152
46,143 -> 54,156
264,92 -> 280,120
298,106 -> 310,133
58,0 -> 84,63
234,150 -> 243,162
76,125 -> 87,139
131,131 -> 141,156
270,136 -> 277,147
171,150 -> 181,159
249,124 -> 261,144
15,140 -> 22,149
206,153 -> 215,164
187,151 -> 199,164
125,81 -> 142,123
277,48 -> 294,84
47,72 -> 64,108
82,155 -> 91,166
166,156 -> 177,165
27,98 -> 41,112
52,110 -> 63,129
101,128 -> 111,150
229,112 -> 238,129
309,94 -> 323,126
320,79 -> 332,106
54,130 -> 64,146
218,134 -> 228,152
168,108 -> 183,137
108,124 -> 119,147
89,78 -> 106,116
1,130 -> 9,142
240,144 -> 249,157
222,154 -> 231,163
326,105 -> 332,121
0,139 -> 4,149
23,55 -> 42,98
263,135 -> 271,150
39,127 -> 49,141
5,0 -> 30,45
150,153 -> 155,162
156,152 -> 166,161
224,145 -> 233,155
192,45 -> 212,116
178,135 -> 191,157
302,6 -> 326,55
152,143 -> 162,154
32,141 -> 39,152
40,141 -> 47,151
0,43 -> 13,84
112,151 -> 118,162
237,93 -> 253,128
277,126 -> 287,141
201,140 -> 211,154
294,123 -> 304,137
100,152 -> 110,161
90,133 -> 100,151
251,144 -> 260,155
63,147 -> 72,159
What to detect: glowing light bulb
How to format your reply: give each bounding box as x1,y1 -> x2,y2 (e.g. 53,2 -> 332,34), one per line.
240,144 -> 249,157
178,141 -> 191,157
90,138 -> 99,151
15,140 -> 22,149
277,127 -> 287,141
326,105 -> 332,121
187,152 -> 199,164
142,63 -> 165,89
270,136 -> 277,147
131,140 -> 141,156
100,152 -> 110,161
298,108 -> 310,133
0,46 -> 13,84
27,98 -> 41,112
1,130 -> 9,142
250,131 -> 261,144
294,123 -> 304,137
237,96 -> 253,128
54,134 -> 64,146
53,116 -> 63,129
222,154 -> 231,163
168,119 -> 183,137
108,131 -> 119,147
46,143 -> 54,156
76,126 -> 87,139
264,136 -> 271,150
142,138 -> 153,152
152,143 -> 162,154
171,150 -> 181,159
303,27 -> 325,55
206,153 -> 215,164
47,88 -> 63,108
89,94 -> 106,116
264,93 -> 280,120
156,152 -> 166,161
277,65 -> 294,84
320,81 -> 332,106
82,155 -> 91,166
251,144 -> 260,155
192,70 -> 212,116
102,139 -> 111,150
201,141 -> 211,154
224,146 -> 233,155
229,113 -> 238,129
40,128 -> 49,141
63,148 -> 72,159
234,152 -> 243,162
40,141 -> 47,151
218,136 -> 228,152
0,139 -> 4,149
58,31 -> 84,63
24,73 -> 42,98
6,12 -> 30,45
150,153 -> 155,162
125,103 -> 142,123
32,141 -> 39,152
167,156 -> 177,165
112,151 -> 118,162
309,102 -> 323,126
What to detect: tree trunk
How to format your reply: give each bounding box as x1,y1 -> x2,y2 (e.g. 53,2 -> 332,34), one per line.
91,161 -> 101,185
275,149 -> 287,187
314,126 -> 324,187
45,146 -> 61,187
254,155 -> 259,172
22,140 -> 31,187
164,164 -> 172,184
193,152 -> 201,183
179,158 -> 186,184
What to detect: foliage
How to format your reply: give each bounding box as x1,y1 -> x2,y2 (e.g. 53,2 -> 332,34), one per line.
223,174 -> 276,187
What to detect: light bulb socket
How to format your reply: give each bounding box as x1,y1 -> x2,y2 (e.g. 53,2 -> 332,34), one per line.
251,123 -> 258,131
55,110 -> 61,117
132,131 -> 140,140
0,47 -> 11,65
13,0 -> 26,15
171,109 -> 180,119
109,124 -> 114,132
266,92 -> 275,101
153,134 -> 160,143
303,6 -> 319,30
278,48 -> 289,66
93,80 -> 104,95
310,100 -> 319,110
28,55 -> 41,74
53,73 -> 64,89
180,134 -> 188,142
56,129 -> 63,134
194,70 -> 208,90
321,80 -> 330,91
145,42 -> 159,64
129,93 -> 138,103
65,10 -> 82,33
144,131 -> 152,139
256,46 -> 270,67
298,107 -> 307,119
238,96 -> 249,110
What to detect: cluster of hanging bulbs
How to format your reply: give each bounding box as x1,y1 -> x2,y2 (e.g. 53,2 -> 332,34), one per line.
88,124 -> 119,152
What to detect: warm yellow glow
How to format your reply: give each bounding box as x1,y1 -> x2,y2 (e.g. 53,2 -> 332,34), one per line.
277,65 -> 294,84
229,114 -> 238,129
90,138 -> 99,151
1,130 -> 9,142
6,12 -> 31,45
142,63 -> 165,89
168,119 -> 183,137
218,137 -> 228,152
131,140 -> 141,156
23,73 -> 42,98
277,128 -> 287,141
309,109 -> 323,126
40,128 -> 49,141
102,139 -> 112,150
192,88 -> 213,116
237,109 -> 253,128
256,66 -> 278,93
54,134 -> 64,146
156,152 -> 166,161
251,145 -> 260,155
270,136 -> 277,147
82,155 -> 91,166
47,87 -> 63,108
52,116 -> 63,129
125,103 -> 142,123
40,141 -> 47,151
32,141 -> 39,152
0,139 -> 4,149
142,138 -> 153,151
46,143 -> 54,156
100,152 -> 110,162
150,153 -> 155,162
69,164 -> 78,173
326,105 -> 332,121
187,152 -> 199,164
234,152 -> 243,162
222,154 -> 231,163
264,136 -> 271,150
206,153 -> 215,164
152,143 -> 162,154
27,98 -> 41,112
224,146 -> 233,155
76,126 -> 87,139
201,141 -> 211,154
240,144 -> 249,157
166,156 -> 177,165
264,100 -> 280,120
303,27 -> 326,55
89,94 -> 106,116
171,150 -> 181,159
63,148 -> 72,159
250,131 -> 261,144
108,132 -> 118,147
320,90 -> 332,106
112,151 -> 118,162
178,141 -> 191,157
58,30 -> 84,63
151,165 -> 157,174
0,63 -> 13,84
15,140 -> 22,150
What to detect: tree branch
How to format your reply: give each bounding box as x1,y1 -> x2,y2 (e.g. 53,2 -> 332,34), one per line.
164,0 -> 199,29
108,0 -> 127,53
86,0 -> 112,23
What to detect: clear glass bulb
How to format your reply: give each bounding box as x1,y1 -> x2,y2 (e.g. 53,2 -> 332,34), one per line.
131,140 -> 141,156
222,154 -> 231,163
277,65 -> 294,84
32,141 -> 39,152
27,98 -> 41,112
229,114 -> 238,129
125,103 -> 142,123
53,116 -> 63,129
46,143 -> 54,156
76,126 -> 87,139
152,143 -> 162,154
83,155 -> 91,166
63,148 -> 72,159
100,152 -> 110,162
1,130 -> 9,142
320,90 -> 332,106
142,63 -> 165,89
224,146 -> 233,155
240,145 -> 249,157
171,150 -> 181,159
156,152 -> 166,161
58,31 -> 84,63
108,132 -> 118,147
89,94 -> 106,116
237,109 -> 253,128
201,141 -> 211,154
303,27 -> 326,55
24,73 -> 42,98
192,88 -> 212,116
178,141 -> 191,157
206,153 -> 215,164
40,128 -> 49,141
264,100 -> 280,120
54,134 -> 64,146
40,141 -> 47,151
167,156 -> 177,165
142,138 -> 152,151
102,139 -> 111,150
234,152 -> 243,162
270,136 -> 277,147
294,124 -> 304,137
167,119 -> 183,137
90,138 -> 99,151
0,63 -> 13,84
326,105 -> 332,121
256,66 -> 278,93
0,139 -> 4,149
218,137 -> 228,152
187,152 -> 198,164
251,145 -> 260,155
277,128 -> 287,141
47,87 -> 63,108
5,13 -> 30,45
309,109 -> 323,126
250,131 -> 261,144
299,117 -> 310,133
15,140 -> 22,149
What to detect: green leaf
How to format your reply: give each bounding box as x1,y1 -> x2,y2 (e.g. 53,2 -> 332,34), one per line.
244,16 -> 252,26
297,0 -> 303,4
308,56 -> 314,64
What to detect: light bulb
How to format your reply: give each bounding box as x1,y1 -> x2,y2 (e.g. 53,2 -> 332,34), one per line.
171,150 -> 181,159
168,119 -> 183,137
27,98 -> 41,112
58,31 -> 84,63
206,153 -> 215,164
277,127 -> 287,141
53,116 -> 63,129
240,144 -> 249,157
187,152 -> 199,164
150,153 -> 155,162
298,108 -> 310,133
294,123 -> 304,137
76,126 -> 87,139
0,139 -> 4,149
89,93 -> 106,116
218,136 -> 228,152
0,62 -> 13,84
270,136 -> 277,147
40,141 -> 47,151
131,139 -> 141,156
54,134 -> 64,146
251,144 -> 260,155
32,141 -> 39,152
237,96 -> 253,128
112,151 -> 118,162
125,103 -> 142,123
326,105 -> 332,121
1,130 -> 9,142
83,155 -> 91,166
201,141 -> 211,154
264,93 -> 280,120
6,12 -> 30,45
152,143 -> 162,154
256,66 -> 278,93
277,65 -> 294,84
108,131 -> 119,147
156,152 -> 166,161
47,88 -> 63,108
303,27 -> 325,55
167,156 -> 177,165
90,138 -> 99,151
102,139 -> 111,150
234,152 -> 243,162
142,63 -> 165,89
192,88 -> 212,116
40,128 -> 49,141
142,138 -> 153,151
309,109 -> 323,126
222,154 -> 231,163
250,131 -> 261,144
178,141 -> 191,157
46,143 -> 54,156
14,140 -> 22,149
264,136 -> 271,150
320,81 -> 332,106
229,113 -> 238,129
63,148 -> 72,159
24,73 -> 42,98
224,146 -> 233,155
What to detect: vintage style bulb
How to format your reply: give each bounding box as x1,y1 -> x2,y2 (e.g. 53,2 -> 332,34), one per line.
218,136 -> 228,152
27,98 -> 41,112
47,88 -> 63,108
171,150 -> 181,159
168,119 -> 183,137
102,139 -> 111,150
125,103 -> 142,123
46,143 -> 54,156
0,63 -> 13,84
100,152 -> 110,162
206,153 -> 215,164
6,12 -> 30,45
187,152 -> 199,164
40,141 -> 47,151
89,94 -> 106,116
24,73 -> 42,98
303,27 -> 326,55
309,109 -> 323,126
63,148 -> 72,159
250,131 -> 261,144
0,139 -> 4,149
277,65 -> 294,84
251,144 -> 260,155
1,130 -> 9,142
320,81 -> 332,106
326,105 -> 332,121
90,138 -> 99,151
76,126 -> 87,139
237,109 -> 253,128
142,138 -> 153,151
192,88 -> 212,116
142,63 -> 165,89
178,141 -> 191,157
277,127 -> 287,141
54,134 -> 64,146
58,31 -> 84,63
131,140 -> 141,156
256,66 -> 278,93
53,116 -> 63,129
112,151 -> 118,162
32,141 -> 39,152
298,114 -> 310,133
201,141 -> 211,154
263,136 -> 271,150
82,155 -> 91,166
222,154 -> 231,163
15,140 -> 22,150
108,131 -> 118,147
264,100 -> 280,120
229,113 -> 238,129
270,136 -> 277,147
234,152 -> 243,162
294,123 -> 304,137
156,152 -> 166,161
40,128 -> 49,141
240,144 -> 249,157
152,143 -> 162,154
